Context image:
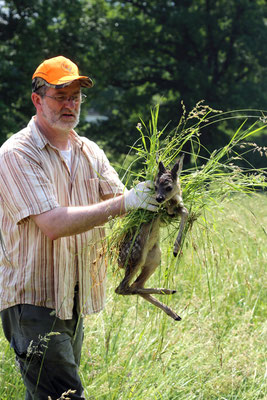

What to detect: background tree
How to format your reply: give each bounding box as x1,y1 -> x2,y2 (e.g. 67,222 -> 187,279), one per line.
0,0 -> 266,167
82,0 -> 267,166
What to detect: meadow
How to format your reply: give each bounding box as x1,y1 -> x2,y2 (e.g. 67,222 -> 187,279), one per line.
0,193 -> 266,399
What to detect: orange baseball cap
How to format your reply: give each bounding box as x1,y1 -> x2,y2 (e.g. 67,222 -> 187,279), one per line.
32,56 -> 93,88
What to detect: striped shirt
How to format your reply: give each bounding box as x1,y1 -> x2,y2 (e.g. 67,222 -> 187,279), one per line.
0,116 -> 125,319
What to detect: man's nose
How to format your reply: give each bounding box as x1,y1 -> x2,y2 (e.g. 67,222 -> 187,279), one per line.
64,98 -> 75,106
63,96 -> 78,107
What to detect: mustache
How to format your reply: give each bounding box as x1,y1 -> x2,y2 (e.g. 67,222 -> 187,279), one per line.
60,109 -> 78,117
50,109 -> 80,123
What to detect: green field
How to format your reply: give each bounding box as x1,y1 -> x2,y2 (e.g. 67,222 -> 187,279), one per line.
0,194 -> 266,399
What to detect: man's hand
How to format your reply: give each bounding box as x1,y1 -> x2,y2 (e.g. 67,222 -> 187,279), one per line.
124,181 -> 159,212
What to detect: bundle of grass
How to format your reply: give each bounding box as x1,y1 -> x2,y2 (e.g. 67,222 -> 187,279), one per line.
108,102 -> 266,256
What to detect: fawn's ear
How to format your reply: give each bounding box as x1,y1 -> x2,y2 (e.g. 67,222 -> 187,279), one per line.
158,161 -> 166,176
171,154 -> 185,179
171,162 -> 179,180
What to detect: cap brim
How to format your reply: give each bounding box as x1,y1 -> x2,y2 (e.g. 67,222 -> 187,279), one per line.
32,73 -> 94,88
78,77 -> 94,88
51,75 -> 94,88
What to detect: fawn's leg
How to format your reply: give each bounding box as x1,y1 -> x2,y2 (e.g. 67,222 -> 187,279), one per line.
130,244 -> 176,295
115,261 -> 141,295
139,293 -> 181,321
173,206 -> 188,257
130,244 -> 181,321
116,221 -> 154,295
116,221 -> 159,295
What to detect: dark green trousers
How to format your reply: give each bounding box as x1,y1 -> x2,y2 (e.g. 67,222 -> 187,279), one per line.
1,293 -> 85,400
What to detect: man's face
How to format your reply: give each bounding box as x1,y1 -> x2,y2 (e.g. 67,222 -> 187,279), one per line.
41,81 -> 81,132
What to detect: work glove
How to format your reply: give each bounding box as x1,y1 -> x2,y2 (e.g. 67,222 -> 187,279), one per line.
124,181 -> 159,212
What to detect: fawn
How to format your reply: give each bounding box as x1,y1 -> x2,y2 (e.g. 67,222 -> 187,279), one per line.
116,155 -> 188,321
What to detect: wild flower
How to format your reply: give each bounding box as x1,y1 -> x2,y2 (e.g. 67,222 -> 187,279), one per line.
48,389 -> 76,400
26,332 -> 61,359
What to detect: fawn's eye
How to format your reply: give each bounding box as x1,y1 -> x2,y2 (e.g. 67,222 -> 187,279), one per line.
154,185 -> 158,191
165,186 -> 172,192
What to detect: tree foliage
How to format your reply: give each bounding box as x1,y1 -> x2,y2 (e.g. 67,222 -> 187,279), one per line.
0,0 -> 266,166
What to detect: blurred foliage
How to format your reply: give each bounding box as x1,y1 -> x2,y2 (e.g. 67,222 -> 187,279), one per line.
0,0 -> 266,168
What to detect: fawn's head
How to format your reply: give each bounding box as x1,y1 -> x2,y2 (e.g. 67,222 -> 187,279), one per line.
154,155 -> 184,203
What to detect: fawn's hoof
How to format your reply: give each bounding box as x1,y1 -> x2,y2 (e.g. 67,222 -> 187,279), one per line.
175,315 -> 182,321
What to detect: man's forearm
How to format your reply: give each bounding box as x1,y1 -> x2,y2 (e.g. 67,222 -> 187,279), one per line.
31,195 -> 126,240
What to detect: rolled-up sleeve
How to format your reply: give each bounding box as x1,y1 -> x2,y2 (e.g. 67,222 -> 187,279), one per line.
0,150 -> 59,224
98,149 -> 125,198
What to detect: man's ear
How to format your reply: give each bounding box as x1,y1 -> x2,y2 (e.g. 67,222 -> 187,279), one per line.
31,92 -> 42,110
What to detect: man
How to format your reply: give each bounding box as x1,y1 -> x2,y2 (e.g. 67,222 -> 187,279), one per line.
0,56 -> 159,399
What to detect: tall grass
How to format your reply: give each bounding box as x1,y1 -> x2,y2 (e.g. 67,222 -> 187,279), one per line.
2,194 -> 265,399
84,194 -> 266,400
